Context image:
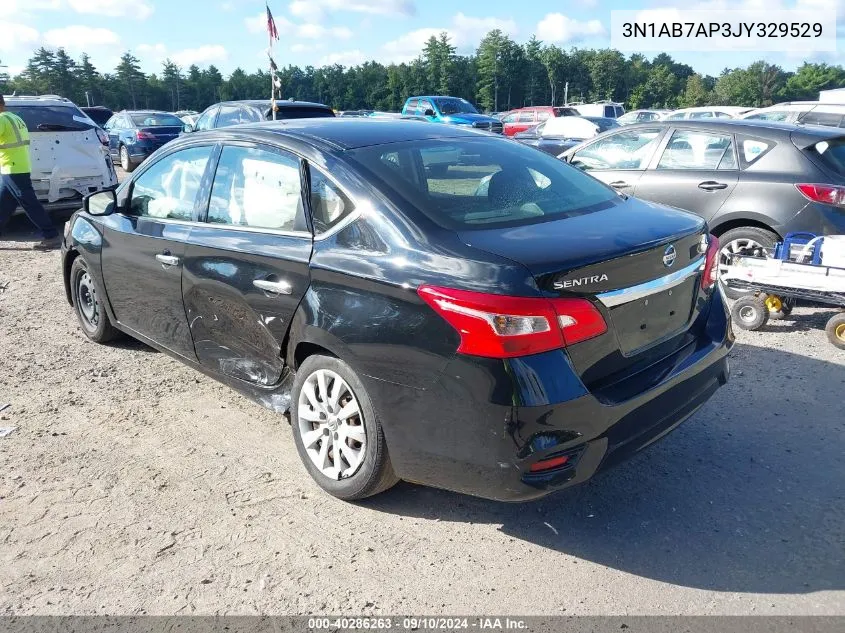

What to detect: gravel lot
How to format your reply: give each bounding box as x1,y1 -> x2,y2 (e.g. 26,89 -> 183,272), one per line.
1,212 -> 843,616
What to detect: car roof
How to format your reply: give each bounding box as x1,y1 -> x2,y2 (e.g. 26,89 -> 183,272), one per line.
215,99 -> 331,109
624,118 -> 845,140
4,95 -> 78,108
193,118 -> 484,150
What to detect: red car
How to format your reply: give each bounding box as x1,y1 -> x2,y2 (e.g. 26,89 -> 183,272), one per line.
501,106 -> 579,137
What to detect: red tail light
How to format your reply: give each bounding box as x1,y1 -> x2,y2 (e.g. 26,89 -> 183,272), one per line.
417,285 -> 607,359
701,234 -> 720,290
136,131 -> 155,140
529,455 -> 569,473
795,183 -> 845,207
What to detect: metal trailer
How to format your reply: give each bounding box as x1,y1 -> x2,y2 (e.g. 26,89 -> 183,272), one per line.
721,232 -> 845,349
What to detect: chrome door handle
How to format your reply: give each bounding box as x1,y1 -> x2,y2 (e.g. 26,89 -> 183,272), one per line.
698,181 -> 728,191
253,279 -> 292,295
155,253 -> 180,267
609,181 -> 629,188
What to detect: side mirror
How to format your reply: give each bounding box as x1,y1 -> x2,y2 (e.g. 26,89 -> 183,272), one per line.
182,123 -> 194,133
84,189 -> 117,216
424,108 -> 436,117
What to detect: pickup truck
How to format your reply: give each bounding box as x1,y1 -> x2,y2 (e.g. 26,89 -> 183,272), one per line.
401,96 -> 503,134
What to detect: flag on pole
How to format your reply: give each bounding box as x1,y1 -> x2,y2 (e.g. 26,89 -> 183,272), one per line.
266,3 -> 279,41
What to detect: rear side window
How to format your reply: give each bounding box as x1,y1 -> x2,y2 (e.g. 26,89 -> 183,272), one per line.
8,105 -> 95,132
518,111 -> 535,123
738,137 -> 772,166
657,130 -> 736,170
537,111 -> 551,122
406,99 -> 419,112
129,146 -> 213,220
748,111 -> 790,122
502,112 -> 518,123
665,112 -> 686,120
349,137 -> 618,230
689,111 -> 714,119
207,145 -> 305,232
309,167 -> 355,234
603,106 -> 614,117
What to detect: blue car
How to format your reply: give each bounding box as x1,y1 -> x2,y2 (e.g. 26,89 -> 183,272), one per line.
104,110 -> 185,172
401,96 -> 503,134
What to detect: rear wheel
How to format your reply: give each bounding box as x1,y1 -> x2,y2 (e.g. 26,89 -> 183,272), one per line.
71,257 -> 120,343
291,354 -> 399,501
731,294 -> 769,331
825,313 -> 845,350
119,145 -> 136,172
719,226 -> 779,300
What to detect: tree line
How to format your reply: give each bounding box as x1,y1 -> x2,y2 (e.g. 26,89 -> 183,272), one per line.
2,30 -> 844,114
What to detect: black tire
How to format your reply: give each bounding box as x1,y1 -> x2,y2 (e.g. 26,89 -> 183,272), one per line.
70,257 -> 121,343
291,354 -> 399,501
731,294 -> 769,331
119,145 -> 136,172
825,313 -> 845,350
719,226 -> 779,300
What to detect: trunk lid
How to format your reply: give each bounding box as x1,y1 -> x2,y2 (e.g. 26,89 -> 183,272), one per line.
459,197 -> 711,396
140,126 -> 182,145
29,130 -> 115,203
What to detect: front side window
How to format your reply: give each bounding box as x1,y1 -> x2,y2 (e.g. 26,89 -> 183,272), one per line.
207,145 -> 304,231
537,111 -> 551,122
195,107 -> 218,131
689,111 -> 714,119
502,112 -> 518,123
518,111 -> 535,123
349,137 -> 618,230
657,130 -> 736,170
434,98 -> 477,115
419,101 -> 435,115
406,99 -> 419,112
129,146 -> 213,220
665,112 -> 686,120
571,128 -> 663,171
746,111 -> 789,121
309,167 -> 355,234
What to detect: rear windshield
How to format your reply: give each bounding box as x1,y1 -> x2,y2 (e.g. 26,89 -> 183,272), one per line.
348,137 -> 619,231
82,108 -> 113,126
7,105 -> 95,132
271,107 -> 335,120
812,139 -> 845,175
130,113 -> 184,127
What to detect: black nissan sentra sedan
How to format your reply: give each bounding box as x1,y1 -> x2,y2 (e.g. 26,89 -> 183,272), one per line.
61,119 -> 732,502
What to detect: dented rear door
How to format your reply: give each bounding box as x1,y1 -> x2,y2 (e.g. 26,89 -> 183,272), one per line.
181,142 -> 312,386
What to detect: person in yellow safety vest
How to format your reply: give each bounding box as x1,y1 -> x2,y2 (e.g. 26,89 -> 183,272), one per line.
0,95 -> 62,250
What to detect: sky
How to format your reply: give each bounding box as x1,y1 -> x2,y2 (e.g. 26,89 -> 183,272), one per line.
1,0 -> 843,80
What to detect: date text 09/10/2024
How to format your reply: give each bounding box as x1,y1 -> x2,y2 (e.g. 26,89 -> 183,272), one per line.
307,617 -> 529,630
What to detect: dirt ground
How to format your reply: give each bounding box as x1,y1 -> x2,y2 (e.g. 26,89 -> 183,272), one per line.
1,215 -> 843,616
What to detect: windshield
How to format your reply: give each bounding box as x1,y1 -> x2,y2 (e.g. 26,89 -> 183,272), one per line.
434,98 -> 478,115
130,113 -> 184,127
8,105 -> 95,132
348,137 -> 618,231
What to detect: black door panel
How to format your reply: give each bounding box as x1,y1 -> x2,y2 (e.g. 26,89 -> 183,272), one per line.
182,228 -> 311,385
101,216 -> 196,358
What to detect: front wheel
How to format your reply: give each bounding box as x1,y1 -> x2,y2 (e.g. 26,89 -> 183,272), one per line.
291,354 -> 399,501
71,257 -> 120,343
826,313 -> 845,350
731,294 -> 769,331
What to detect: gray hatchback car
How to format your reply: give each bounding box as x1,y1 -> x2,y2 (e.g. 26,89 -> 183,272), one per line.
560,120 -> 845,294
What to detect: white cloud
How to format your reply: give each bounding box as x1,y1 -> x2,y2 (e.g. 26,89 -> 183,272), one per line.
135,43 -> 228,69
0,21 -> 39,53
42,25 -> 120,53
289,0 -> 415,21
536,13 -> 605,43
381,12 -> 519,63
5,0 -> 61,18
319,50 -> 368,67
67,0 -> 153,19
290,43 -> 312,53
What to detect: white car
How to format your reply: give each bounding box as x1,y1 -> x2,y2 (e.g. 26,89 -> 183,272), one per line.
662,106 -> 754,120
617,109 -> 671,125
574,102 -> 626,118
4,95 -> 117,213
740,102 -> 845,128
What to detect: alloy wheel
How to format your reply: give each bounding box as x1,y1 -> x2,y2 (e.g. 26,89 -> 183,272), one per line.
297,369 -> 366,480
719,237 -> 765,274
76,272 -> 100,330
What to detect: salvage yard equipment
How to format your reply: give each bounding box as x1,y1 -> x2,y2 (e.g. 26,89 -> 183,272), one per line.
722,232 -> 845,349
